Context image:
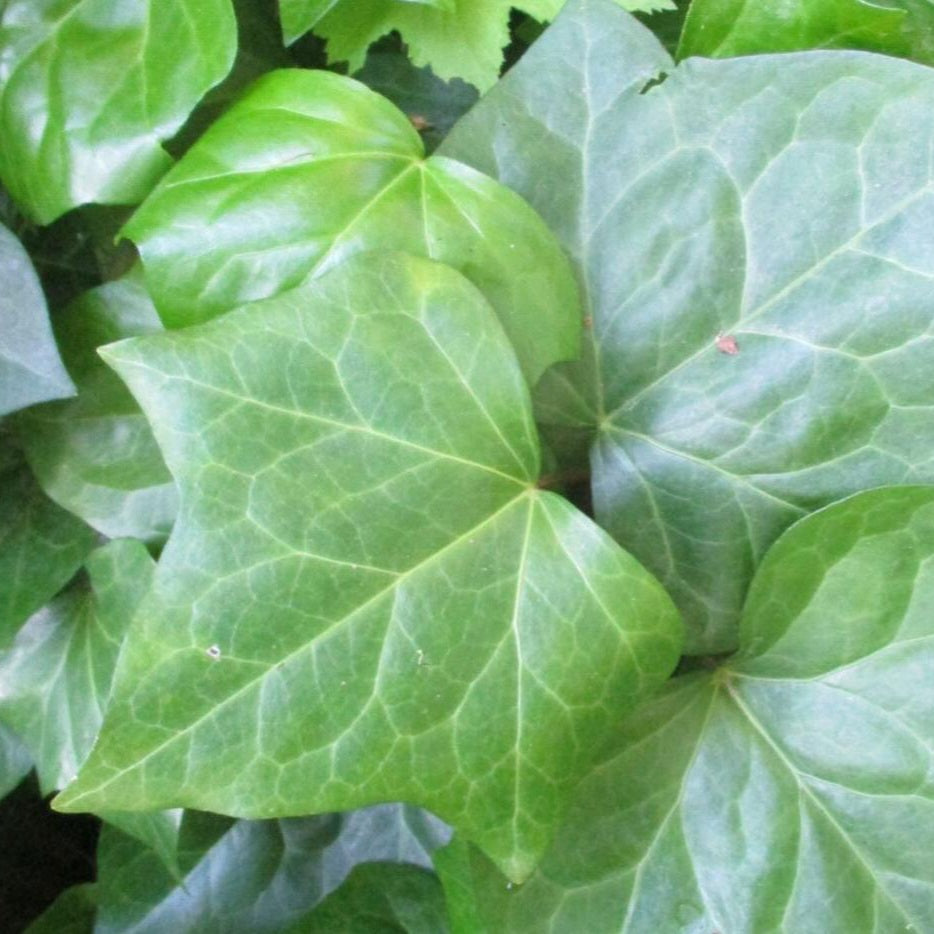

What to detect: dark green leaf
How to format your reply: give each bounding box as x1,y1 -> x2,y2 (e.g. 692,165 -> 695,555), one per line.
288,862 -> 447,933
54,252 -> 681,882
0,719 -> 30,800
442,0 -> 934,651
124,68 -> 580,386
0,538 -> 155,793
0,222 -> 74,415
0,0 -> 238,223
96,805 -> 449,933
435,486 -> 934,932
17,268 -> 177,544
0,460 -> 95,647
679,0 -> 934,63
23,883 -> 96,934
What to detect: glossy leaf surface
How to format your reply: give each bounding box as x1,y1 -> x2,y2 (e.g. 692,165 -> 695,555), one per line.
96,804 -> 449,933
124,69 -> 579,386
0,0 -> 237,223
289,862 -> 447,933
0,460 -> 95,647
0,720 -> 30,800
680,0 -> 934,63
443,0 -> 934,651
18,268 -> 177,544
54,252 -> 681,882
0,539 -> 154,794
0,222 -> 73,416
436,486 -> 934,933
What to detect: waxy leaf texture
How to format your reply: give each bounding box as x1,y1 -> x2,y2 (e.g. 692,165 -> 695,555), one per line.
0,0 -> 237,223
55,253 -> 681,882
438,486 -> 934,933
124,69 -> 580,386
443,0 -> 934,652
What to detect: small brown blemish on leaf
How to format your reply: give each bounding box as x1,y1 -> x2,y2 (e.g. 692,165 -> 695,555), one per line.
408,114 -> 433,132
206,644 -> 221,660
715,332 -> 739,355
583,315 -> 593,330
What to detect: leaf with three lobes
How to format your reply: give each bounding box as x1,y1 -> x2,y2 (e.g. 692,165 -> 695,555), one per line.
442,0 -> 934,652
0,0 -> 237,223
53,252 -> 682,883
95,804 -> 449,933
0,222 -> 74,416
123,68 -> 580,386
436,486 -> 934,933
17,267 -> 177,544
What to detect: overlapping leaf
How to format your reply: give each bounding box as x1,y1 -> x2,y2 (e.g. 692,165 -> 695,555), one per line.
54,252 -> 681,882
443,0 -> 934,651
436,486 -> 934,933
0,459 -> 95,647
95,805 -> 449,933
680,0 -> 934,63
17,268 -> 177,543
0,222 -> 73,416
0,720 -> 30,800
0,0 -> 237,223
123,68 -> 579,386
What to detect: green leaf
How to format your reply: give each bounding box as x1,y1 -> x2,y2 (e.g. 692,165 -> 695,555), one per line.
0,538 -> 155,794
0,720 -> 30,800
288,862 -> 448,933
17,268 -> 177,544
23,883 -> 97,934
0,0 -> 238,224
679,0 -> 934,63
123,68 -> 579,387
96,805 -> 449,933
0,222 -> 74,416
54,252 -> 681,882
442,0 -> 934,652
0,460 -> 96,648
436,485 -> 934,932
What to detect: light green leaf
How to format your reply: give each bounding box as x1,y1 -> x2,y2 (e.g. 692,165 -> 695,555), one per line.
442,0 -> 934,651
0,222 -> 74,416
679,0 -> 934,63
0,0 -> 237,224
0,459 -> 96,647
124,68 -> 579,387
0,720 -> 30,800
54,252 -> 681,882
436,486 -> 934,933
288,862 -> 447,933
96,805 -> 449,933
0,538 -> 155,794
17,268 -> 177,544
23,883 -> 97,934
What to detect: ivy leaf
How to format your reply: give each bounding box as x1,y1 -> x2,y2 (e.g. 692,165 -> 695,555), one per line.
0,538 -> 155,794
17,268 -> 178,544
0,460 -> 96,648
679,0 -> 934,63
436,486 -> 934,932
0,0 -> 237,224
95,805 -> 449,933
22,883 -> 97,934
0,222 -> 74,416
123,69 -> 579,387
0,720 -> 30,800
287,862 -> 447,933
53,252 -> 682,882
442,0 -> 934,652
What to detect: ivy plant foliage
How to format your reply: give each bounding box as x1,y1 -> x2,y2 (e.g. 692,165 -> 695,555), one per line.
436,485 -> 934,933
679,0 -> 934,64
0,719 -> 30,799
16,267 -> 177,544
122,67 -> 580,387
94,804 -> 449,932
442,0 -> 934,653
53,251 -> 683,883
0,222 -> 73,416
0,0 -> 237,224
